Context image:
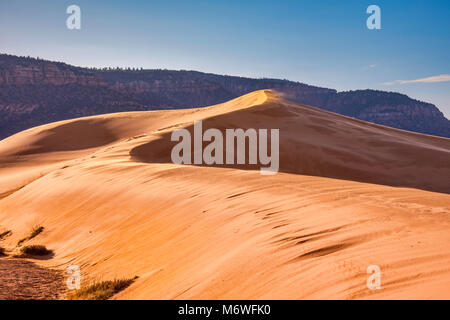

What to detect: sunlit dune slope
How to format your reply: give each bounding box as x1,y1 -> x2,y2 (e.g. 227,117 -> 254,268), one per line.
0,90 -> 449,299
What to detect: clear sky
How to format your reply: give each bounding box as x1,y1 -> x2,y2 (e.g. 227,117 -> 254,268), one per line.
1,0 -> 449,117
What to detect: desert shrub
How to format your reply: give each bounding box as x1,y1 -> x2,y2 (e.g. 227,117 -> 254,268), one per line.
18,245 -> 52,256
17,237 -> 27,246
0,230 -> 11,240
67,277 -> 138,300
17,225 -> 44,246
29,226 -> 44,239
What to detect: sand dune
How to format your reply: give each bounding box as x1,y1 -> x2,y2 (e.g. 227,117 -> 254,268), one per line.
0,90 -> 449,299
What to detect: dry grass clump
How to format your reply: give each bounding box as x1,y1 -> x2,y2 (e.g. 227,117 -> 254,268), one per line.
14,245 -> 52,257
17,225 -> 44,246
29,226 -> 44,239
0,230 -> 12,240
67,276 -> 138,300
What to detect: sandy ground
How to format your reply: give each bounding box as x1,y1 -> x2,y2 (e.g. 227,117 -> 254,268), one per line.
0,258 -> 64,300
0,90 -> 449,299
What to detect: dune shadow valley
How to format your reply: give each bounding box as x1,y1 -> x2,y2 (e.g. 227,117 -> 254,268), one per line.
1,90 -> 450,300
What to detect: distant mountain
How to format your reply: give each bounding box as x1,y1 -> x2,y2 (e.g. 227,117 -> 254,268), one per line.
1,53 -> 449,139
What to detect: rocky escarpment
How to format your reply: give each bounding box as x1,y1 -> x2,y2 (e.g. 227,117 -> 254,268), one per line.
0,55 -> 105,86
316,90 -> 450,137
0,53 -> 449,139
358,102 -> 447,134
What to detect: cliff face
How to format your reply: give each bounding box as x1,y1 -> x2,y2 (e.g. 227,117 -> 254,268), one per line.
1,53 -> 449,139
0,63 -> 106,86
0,55 -> 105,86
358,103 -> 445,133
313,90 -> 450,137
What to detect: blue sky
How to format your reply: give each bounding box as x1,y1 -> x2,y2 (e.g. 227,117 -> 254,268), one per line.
1,0 -> 449,117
